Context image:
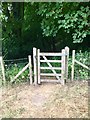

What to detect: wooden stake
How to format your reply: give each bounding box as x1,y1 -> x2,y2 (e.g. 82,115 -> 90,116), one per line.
65,46 -> 69,81
71,50 -> 75,81
28,55 -> 33,85
61,49 -> 65,85
0,56 -> 5,84
37,49 -> 40,84
33,47 -> 37,85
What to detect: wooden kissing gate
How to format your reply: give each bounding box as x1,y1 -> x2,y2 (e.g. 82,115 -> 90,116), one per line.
33,46 -> 69,85
0,46 -> 69,85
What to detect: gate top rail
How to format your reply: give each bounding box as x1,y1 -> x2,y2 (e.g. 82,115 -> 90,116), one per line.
39,52 -> 66,56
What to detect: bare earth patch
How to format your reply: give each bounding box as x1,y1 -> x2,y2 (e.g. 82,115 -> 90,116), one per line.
0,80 -> 88,118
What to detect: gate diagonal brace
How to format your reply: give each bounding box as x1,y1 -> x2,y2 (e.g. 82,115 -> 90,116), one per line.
42,55 -> 61,82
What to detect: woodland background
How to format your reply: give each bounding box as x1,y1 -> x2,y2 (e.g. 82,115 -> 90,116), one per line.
1,2 -> 90,59
0,2 -> 90,81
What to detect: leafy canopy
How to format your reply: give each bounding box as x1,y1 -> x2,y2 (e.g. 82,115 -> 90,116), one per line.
37,3 -> 90,43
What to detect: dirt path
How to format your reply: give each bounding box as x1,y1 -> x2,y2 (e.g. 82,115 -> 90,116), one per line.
1,81 -> 89,118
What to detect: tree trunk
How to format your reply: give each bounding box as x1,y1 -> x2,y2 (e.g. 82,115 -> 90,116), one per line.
12,2 -> 24,39
51,37 -> 56,51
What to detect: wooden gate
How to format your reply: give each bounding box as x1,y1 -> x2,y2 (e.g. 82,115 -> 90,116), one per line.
33,47 -> 69,85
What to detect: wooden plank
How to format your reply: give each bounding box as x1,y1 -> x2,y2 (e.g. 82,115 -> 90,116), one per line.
33,47 -> 37,85
65,46 -> 69,80
40,53 -> 64,56
11,63 -> 29,83
37,49 -> 40,84
28,55 -> 33,85
71,50 -> 75,81
40,67 -> 62,70
41,79 -> 60,83
40,60 -> 62,63
42,56 -> 61,81
0,56 -> 5,84
61,49 -> 65,85
40,73 -> 61,76
75,59 -> 90,70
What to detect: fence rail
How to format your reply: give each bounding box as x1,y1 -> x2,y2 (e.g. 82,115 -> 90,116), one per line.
75,59 -> 90,70
71,50 -> 90,81
11,63 -> 29,83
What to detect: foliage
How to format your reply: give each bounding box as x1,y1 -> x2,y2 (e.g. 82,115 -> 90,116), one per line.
1,2 -> 90,60
5,62 -> 29,83
37,2 -> 90,43
68,50 -> 89,80
74,50 -> 89,80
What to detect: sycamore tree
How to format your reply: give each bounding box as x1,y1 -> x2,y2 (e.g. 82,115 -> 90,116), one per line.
37,2 -> 90,43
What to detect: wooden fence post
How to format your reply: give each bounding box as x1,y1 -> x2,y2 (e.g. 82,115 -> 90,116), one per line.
0,56 -> 5,84
65,46 -> 69,81
28,55 -> 33,85
61,49 -> 65,85
37,49 -> 40,84
33,47 -> 37,85
71,50 -> 75,81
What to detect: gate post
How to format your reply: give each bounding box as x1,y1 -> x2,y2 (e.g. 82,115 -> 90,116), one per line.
71,50 -> 75,81
61,49 -> 65,85
37,49 -> 40,84
28,55 -> 33,85
33,47 -> 37,85
65,46 -> 69,81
